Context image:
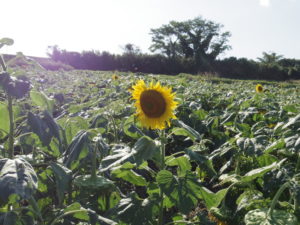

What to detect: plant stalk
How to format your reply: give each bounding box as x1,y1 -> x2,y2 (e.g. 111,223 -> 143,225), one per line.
29,197 -> 44,224
91,143 -> 97,180
235,155 -> 240,175
267,181 -> 290,218
295,152 -> 300,172
7,94 -> 14,159
0,54 -> 7,71
158,129 -> 166,225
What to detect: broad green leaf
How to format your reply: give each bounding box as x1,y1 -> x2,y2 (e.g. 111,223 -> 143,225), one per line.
156,170 -> 174,193
74,174 -> 114,191
58,116 -> 89,145
63,130 -> 90,169
50,162 -> 72,205
282,114 -> 300,130
0,38 -> 14,48
100,136 -> 158,172
166,155 -> 191,177
30,90 -> 54,113
100,144 -> 134,172
0,158 -> 38,202
256,154 -> 277,167
265,139 -> 285,154
184,149 -> 217,177
236,189 -> 264,212
63,202 -> 89,221
283,104 -> 298,113
244,208 -> 298,225
123,115 -> 144,139
199,187 -> 229,209
156,170 -> 220,213
241,159 -> 285,183
133,136 -> 159,166
27,112 -> 54,146
110,192 -> 158,225
112,163 -> 147,186
172,120 -> 201,141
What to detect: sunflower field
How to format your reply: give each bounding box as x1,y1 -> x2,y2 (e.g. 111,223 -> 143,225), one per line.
1,46 -> 300,224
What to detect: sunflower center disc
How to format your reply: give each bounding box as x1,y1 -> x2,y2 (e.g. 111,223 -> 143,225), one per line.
140,90 -> 166,118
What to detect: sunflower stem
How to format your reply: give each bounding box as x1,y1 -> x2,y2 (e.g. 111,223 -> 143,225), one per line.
158,129 -> 166,225
91,142 -> 97,180
267,181 -> 290,218
7,93 -> 14,159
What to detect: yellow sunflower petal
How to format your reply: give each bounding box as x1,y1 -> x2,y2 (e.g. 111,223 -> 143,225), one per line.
131,80 -> 178,130
256,84 -> 263,93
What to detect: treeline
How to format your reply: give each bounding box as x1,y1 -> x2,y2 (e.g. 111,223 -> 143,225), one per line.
216,56 -> 300,80
48,46 -> 300,80
48,46 -> 196,74
46,16 -> 300,80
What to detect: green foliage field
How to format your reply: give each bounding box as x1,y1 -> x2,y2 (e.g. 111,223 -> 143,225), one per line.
1,65 -> 300,225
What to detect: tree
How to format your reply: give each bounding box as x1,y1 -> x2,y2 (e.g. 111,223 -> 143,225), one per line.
257,52 -> 284,66
149,16 -> 231,70
122,43 -> 141,55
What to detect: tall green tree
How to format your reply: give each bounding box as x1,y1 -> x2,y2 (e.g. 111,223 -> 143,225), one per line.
257,51 -> 284,66
149,16 -> 231,70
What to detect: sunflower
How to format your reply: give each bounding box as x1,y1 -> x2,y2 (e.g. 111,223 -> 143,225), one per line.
131,80 -> 178,130
208,213 -> 228,225
112,74 -> 119,80
255,84 -> 263,93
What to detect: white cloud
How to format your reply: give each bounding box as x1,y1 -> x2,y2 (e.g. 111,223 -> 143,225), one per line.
259,0 -> 271,7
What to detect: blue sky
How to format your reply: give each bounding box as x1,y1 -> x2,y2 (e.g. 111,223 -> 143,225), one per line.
1,0 -> 299,59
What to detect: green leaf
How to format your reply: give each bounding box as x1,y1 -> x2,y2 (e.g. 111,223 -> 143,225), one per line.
30,90 -> 54,113
100,136 -> 158,172
123,116 -> 144,139
50,162 -> 72,205
110,192 -> 158,225
5,77 -> 31,99
256,154 -> 278,167
184,149 -> 217,177
244,208 -> 298,225
241,159 -> 285,183
63,130 -> 90,169
112,163 -> 147,186
166,155 -> 191,177
0,38 -> 14,48
0,158 -> 38,202
172,120 -> 201,141
236,189 -> 263,212
100,144 -> 134,172
199,187 -> 229,209
58,116 -> 89,145
133,136 -> 159,166
156,170 -> 174,192
27,111 -> 58,148
63,202 -> 89,221
265,139 -> 285,154
283,104 -> 298,113
74,174 -> 114,191
282,114 -> 300,130
156,170 -> 219,214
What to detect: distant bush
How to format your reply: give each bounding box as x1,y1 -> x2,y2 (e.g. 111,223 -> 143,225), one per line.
38,60 -> 73,71
6,52 -> 45,70
47,46 -> 300,80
